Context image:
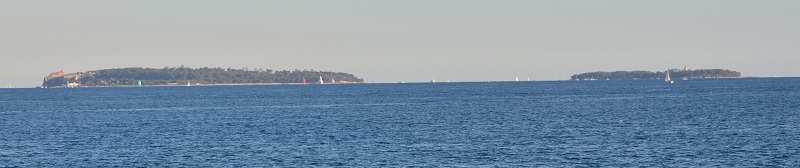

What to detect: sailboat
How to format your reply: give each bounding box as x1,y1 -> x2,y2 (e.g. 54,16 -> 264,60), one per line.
319,76 -> 324,84
331,78 -> 335,84
665,71 -> 674,84
187,81 -> 191,86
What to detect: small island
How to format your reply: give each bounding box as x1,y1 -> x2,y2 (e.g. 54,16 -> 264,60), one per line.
571,67 -> 741,81
42,67 -> 364,88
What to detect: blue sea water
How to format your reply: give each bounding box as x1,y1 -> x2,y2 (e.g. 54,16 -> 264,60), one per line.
1,78 -> 800,167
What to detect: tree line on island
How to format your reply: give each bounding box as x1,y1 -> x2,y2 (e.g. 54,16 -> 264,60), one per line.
571,68 -> 741,81
42,67 -> 364,88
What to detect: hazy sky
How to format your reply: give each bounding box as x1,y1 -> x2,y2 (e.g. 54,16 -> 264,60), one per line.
2,0 -> 799,87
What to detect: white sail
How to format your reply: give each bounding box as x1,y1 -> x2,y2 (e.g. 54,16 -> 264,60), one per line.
319,76 -> 324,84
665,72 -> 670,82
665,71 -> 674,83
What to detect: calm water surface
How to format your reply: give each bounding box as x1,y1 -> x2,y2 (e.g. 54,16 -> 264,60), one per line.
2,78 -> 800,167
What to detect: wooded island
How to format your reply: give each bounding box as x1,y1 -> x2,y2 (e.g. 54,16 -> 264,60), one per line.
571,68 -> 741,81
42,67 -> 364,88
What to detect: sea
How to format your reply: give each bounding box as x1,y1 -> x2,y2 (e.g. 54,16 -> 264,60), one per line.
1,78 -> 799,167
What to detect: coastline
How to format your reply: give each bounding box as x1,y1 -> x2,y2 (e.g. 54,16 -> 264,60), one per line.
40,82 -> 367,88
24,76 -> 800,89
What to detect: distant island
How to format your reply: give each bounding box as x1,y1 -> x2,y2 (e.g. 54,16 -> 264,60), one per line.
42,67 -> 364,88
571,67 -> 741,81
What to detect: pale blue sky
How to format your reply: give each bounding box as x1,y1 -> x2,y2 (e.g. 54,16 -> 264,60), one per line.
2,1 -> 799,87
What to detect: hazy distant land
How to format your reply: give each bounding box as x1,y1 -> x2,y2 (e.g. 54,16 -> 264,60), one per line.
571,68 -> 741,81
38,66 -> 744,88
41,67 -> 364,88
